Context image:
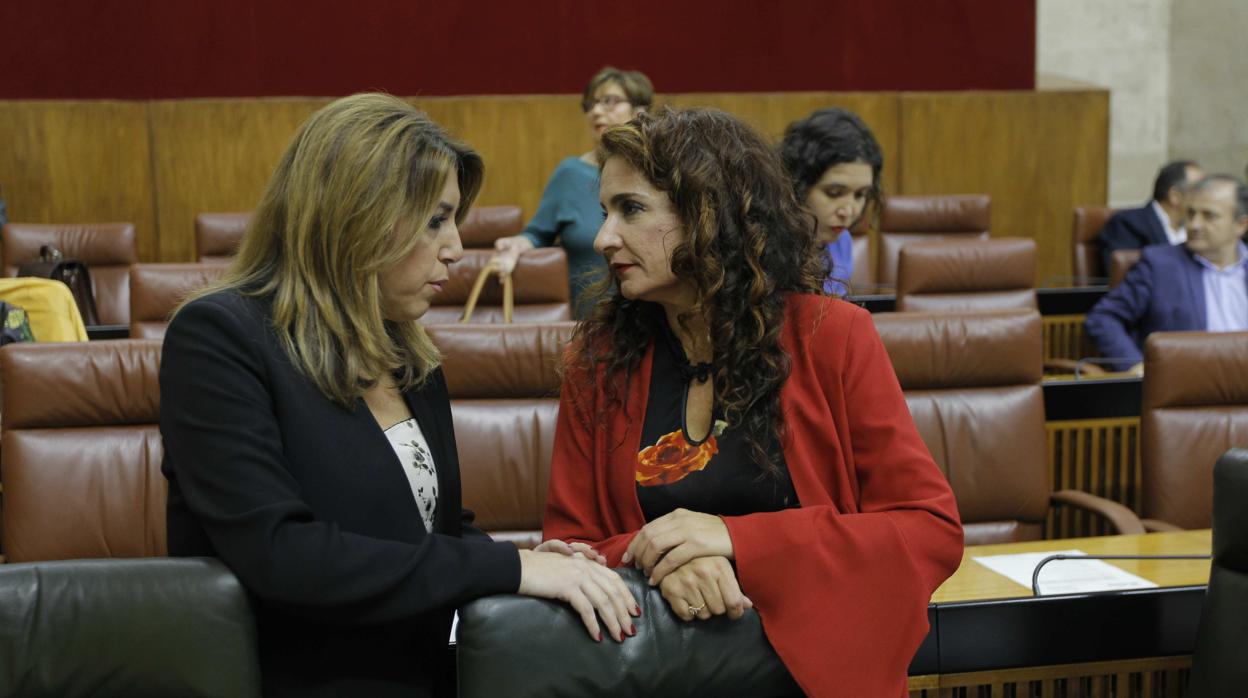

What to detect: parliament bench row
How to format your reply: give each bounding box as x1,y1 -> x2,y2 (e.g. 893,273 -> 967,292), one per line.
4,310 -> 1243,566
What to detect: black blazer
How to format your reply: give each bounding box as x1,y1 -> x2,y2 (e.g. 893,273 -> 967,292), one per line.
160,290 -> 520,698
1097,202 -> 1169,272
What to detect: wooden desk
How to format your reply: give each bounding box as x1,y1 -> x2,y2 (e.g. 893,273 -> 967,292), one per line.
933,530 -> 1211,603
910,531 -> 1212,698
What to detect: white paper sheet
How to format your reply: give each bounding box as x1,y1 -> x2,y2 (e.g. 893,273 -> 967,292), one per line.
973,549 -> 1158,595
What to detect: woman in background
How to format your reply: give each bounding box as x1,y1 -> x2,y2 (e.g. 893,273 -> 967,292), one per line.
543,107 -> 962,696
160,93 -> 637,698
491,66 -> 653,317
779,107 -> 884,294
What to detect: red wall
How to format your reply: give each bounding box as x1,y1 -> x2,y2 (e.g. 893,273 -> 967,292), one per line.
1,0 -> 1035,99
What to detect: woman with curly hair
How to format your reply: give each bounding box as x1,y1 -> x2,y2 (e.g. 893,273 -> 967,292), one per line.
779,107 -> 884,293
541,107 -> 963,697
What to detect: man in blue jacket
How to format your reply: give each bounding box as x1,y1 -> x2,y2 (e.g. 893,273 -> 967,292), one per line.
1086,175 -> 1248,372
1097,160 -> 1204,272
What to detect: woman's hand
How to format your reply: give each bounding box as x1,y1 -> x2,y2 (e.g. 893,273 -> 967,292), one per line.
491,235 -> 534,276
622,508 -> 734,585
532,539 -> 608,566
517,549 -> 639,642
659,556 -> 752,622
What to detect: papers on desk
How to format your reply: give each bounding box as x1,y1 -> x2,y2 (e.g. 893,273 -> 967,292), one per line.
973,549 -> 1158,595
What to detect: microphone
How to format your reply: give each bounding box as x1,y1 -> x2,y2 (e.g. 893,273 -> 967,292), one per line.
1030,553 -> 1212,596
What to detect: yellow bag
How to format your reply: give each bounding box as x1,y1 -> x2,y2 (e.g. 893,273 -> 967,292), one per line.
0,278 -> 88,342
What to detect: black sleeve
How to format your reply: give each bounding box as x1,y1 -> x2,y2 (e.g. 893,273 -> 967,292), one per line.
159,297 -> 521,625
1098,213 -> 1139,273
460,509 -> 496,543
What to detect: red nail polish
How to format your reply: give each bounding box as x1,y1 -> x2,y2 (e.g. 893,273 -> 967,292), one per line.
634,604 -> 641,616
595,631 -> 602,643
629,625 -> 636,636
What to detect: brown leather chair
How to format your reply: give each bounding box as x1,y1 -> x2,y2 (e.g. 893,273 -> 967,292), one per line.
895,238 -> 1037,312
194,212 -> 251,263
426,322 -> 576,548
3,222 -> 139,325
1072,206 -> 1116,282
1141,331 -> 1248,531
0,340 -> 166,562
129,263 -> 229,339
422,247 -> 572,324
459,205 -> 525,249
876,194 -> 991,286
1109,248 -> 1142,287
873,309 -> 1143,545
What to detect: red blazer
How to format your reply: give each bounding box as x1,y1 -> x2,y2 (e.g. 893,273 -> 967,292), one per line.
543,294 -> 963,697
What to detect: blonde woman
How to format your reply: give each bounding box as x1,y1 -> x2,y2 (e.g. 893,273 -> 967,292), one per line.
160,94 -> 637,698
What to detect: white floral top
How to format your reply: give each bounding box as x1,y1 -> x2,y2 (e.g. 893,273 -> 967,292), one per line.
383,418 -> 439,533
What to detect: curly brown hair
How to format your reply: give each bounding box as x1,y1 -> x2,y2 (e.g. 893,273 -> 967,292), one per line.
570,107 -> 827,473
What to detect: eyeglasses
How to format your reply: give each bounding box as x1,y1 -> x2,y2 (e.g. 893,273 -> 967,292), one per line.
582,94 -> 631,113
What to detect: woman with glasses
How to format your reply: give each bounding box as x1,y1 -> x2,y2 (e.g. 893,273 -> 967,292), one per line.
491,66 -> 653,317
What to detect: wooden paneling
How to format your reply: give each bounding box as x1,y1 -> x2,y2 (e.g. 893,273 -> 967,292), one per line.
147,98 -> 328,262
1,90 -> 1108,264
418,95 -> 594,221
899,90 -> 1109,282
0,101 -> 156,261
909,656 -> 1192,698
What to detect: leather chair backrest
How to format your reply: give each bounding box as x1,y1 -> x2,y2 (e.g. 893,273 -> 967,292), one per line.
459,205 -> 525,248
1188,448 -> 1248,697
194,205 -> 523,262
422,247 -> 572,325
876,194 -> 991,286
457,567 -> 798,698
874,309 -> 1049,544
1109,248 -> 1141,287
194,212 -> 251,263
895,238 -> 1037,312
3,222 -> 139,325
1141,332 -> 1248,529
0,557 -> 261,698
1072,206 -> 1116,281
0,340 -> 165,561
129,263 -> 229,339
426,322 -> 576,547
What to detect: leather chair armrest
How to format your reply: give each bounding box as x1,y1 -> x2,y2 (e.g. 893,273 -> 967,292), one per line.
1051,489 -> 1146,535
1141,518 -> 1185,532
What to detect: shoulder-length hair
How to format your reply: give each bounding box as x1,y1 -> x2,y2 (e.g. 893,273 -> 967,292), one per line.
574,107 -> 825,473
187,92 -> 483,407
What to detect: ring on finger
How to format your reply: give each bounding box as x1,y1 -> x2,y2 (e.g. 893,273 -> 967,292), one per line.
688,603 -> 706,615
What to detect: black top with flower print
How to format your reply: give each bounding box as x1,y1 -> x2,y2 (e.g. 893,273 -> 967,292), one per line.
635,326 -> 798,522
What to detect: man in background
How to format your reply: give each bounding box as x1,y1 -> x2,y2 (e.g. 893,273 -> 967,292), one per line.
1098,160 -> 1204,272
1086,175 -> 1248,372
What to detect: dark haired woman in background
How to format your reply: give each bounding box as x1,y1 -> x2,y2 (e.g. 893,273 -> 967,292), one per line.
779,107 -> 884,294
160,93 -> 637,698
542,107 -> 962,696
491,66 -> 654,316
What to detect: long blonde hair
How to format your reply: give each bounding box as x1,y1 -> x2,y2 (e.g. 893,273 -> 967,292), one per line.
190,93 -> 483,406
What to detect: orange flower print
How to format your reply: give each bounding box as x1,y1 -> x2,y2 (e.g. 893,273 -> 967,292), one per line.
636,420 -> 728,487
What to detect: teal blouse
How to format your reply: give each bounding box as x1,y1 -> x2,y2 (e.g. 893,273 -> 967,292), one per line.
520,157 -> 605,317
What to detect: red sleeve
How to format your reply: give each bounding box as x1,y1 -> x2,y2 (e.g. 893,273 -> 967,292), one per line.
721,303 -> 964,697
541,358 -> 639,565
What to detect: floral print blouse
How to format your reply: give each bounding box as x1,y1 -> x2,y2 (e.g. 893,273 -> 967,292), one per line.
383,418 -> 438,533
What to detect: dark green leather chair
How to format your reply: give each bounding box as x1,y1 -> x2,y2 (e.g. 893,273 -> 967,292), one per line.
1188,448 -> 1248,697
456,567 -> 800,697
0,557 -> 260,698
